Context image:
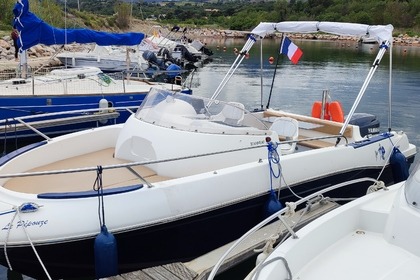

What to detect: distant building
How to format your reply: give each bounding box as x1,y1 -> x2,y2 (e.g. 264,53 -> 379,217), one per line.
204,9 -> 220,12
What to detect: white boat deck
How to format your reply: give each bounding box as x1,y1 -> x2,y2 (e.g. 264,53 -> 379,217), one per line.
0,77 -> 178,96
296,230 -> 419,279
4,148 -> 171,194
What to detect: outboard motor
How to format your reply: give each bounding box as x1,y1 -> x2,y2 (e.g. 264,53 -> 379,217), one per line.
166,64 -> 181,79
200,46 -> 213,56
142,50 -> 166,70
158,47 -> 173,60
176,44 -> 199,62
165,64 -> 182,84
348,113 -> 380,137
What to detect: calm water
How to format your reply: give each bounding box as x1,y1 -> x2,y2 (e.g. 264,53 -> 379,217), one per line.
2,38 -> 420,279
193,37 -> 420,166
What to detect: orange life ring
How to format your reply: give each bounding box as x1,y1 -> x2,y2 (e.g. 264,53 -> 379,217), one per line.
311,101 -> 330,120
328,101 -> 344,122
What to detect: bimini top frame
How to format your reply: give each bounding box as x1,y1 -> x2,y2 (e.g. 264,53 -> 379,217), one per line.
208,21 -> 394,143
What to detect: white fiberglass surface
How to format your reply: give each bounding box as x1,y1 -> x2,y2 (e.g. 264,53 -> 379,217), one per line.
404,162 -> 420,211
135,88 -> 269,135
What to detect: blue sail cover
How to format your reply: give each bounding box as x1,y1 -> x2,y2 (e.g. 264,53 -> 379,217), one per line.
13,0 -> 145,51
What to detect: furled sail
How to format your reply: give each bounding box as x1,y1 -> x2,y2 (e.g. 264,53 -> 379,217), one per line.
13,0 -> 145,51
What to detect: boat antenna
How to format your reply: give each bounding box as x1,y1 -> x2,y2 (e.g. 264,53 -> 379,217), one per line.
387,40 -> 393,132
266,33 -> 284,109
336,40 -> 391,146
259,36 -> 264,111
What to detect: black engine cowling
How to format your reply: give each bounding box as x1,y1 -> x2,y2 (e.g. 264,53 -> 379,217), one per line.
348,113 -> 380,137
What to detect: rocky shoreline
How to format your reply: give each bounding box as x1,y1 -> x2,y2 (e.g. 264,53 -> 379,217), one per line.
0,22 -> 419,71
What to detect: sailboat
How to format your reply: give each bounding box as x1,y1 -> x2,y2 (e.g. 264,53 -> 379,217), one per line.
1,0 -> 191,142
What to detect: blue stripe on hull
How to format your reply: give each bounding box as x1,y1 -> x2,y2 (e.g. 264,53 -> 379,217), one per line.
0,94 -> 144,144
0,94 -> 146,119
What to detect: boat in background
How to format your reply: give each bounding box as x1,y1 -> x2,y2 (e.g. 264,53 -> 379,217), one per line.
0,66 -> 190,142
0,20 -> 415,279
359,34 -> 378,44
147,25 -> 213,68
219,159 -> 420,280
56,44 -> 150,73
2,0 -> 191,143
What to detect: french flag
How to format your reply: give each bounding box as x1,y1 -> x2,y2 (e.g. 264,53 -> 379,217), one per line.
280,37 -> 303,64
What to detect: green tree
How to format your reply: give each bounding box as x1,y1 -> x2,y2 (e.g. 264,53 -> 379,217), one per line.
114,1 -> 131,29
30,0 -> 65,27
0,0 -> 15,29
274,0 -> 289,22
384,1 -> 413,28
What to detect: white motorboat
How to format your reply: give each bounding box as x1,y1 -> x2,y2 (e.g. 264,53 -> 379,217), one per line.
147,26 -> 212,67
56,44 -> 150,72
0,84 -> 415,279
227,159 -> 420,280
0,18 -> 416,279
360,34 -> 378,44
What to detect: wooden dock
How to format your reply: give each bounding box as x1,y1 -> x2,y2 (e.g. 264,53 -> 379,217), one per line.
103,200 -> 339,280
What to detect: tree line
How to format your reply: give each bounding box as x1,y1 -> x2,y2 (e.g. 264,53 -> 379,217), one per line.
1,0 -> 419,36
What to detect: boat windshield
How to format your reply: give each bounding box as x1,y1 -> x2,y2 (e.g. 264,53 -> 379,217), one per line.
404,161 -> 420,211
135,88 -> 268,135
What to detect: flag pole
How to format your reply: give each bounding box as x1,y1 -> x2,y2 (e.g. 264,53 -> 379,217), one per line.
266,34 -> 284,109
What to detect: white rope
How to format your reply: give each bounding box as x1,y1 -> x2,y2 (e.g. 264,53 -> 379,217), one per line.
254,233 -> 279,266
2,204 -> 52,280
283,202 -> 296,216
3,208 -> 17,271
15,209 -> 52,280
366,180 -> 386,194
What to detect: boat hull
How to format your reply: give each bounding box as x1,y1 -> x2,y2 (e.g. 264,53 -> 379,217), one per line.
0,93 -> 141,145
0,161 -> 413,280
0,89 -> 191,144
57,56 -> 149,73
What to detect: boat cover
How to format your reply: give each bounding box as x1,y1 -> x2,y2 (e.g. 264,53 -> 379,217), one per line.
251,21 -> 393,43
12,0 -> 144,51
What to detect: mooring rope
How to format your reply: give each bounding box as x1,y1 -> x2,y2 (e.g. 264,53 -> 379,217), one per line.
267,141 -> 281,193
93,165 -> 106,228
3,203 -> 52,280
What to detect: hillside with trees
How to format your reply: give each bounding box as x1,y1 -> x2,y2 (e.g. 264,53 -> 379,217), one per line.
1,0 -> 419,36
